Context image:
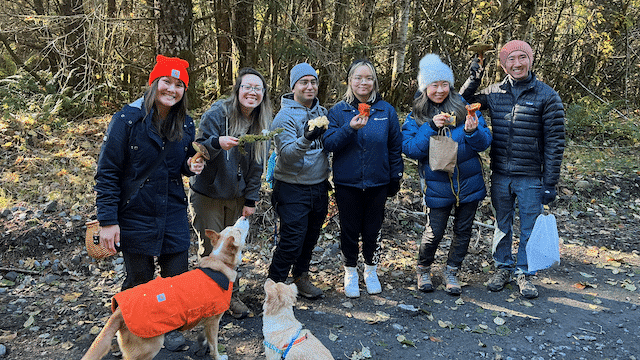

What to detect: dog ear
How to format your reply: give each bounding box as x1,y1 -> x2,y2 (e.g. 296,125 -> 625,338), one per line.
205,229 -> 221,247
264,278 -> 275,291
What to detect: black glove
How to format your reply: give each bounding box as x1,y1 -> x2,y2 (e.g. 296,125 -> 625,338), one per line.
304,122 -> 326,141
387,179 -> 400,198
542,186 -> 557,205
469,56 -> 484,81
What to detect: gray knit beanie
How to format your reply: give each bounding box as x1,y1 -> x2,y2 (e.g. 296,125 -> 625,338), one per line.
289,63 -> 318,89
417,54 -> 455,92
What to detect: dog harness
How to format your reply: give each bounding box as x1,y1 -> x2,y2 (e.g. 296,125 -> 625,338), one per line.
263,326 -> 308,359
112,268 -> 232,338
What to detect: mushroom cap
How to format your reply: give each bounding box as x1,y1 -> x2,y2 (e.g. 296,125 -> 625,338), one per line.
192,141 -> 211,160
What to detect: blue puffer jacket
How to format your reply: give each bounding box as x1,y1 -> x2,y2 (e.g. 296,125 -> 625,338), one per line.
94,97 -> 196,256
402,96 -> 492,208
460,73 -> 565,187
324,99 -> 403,188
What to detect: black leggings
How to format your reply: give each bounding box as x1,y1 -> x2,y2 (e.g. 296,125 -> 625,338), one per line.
121,250 -> 189,291
335,184 -> 387,267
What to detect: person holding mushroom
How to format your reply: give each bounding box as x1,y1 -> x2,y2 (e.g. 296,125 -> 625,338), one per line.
402,54 -> 492,295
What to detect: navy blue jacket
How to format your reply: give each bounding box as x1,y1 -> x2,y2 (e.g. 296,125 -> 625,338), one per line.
94,97 -> 196,256
402,96 -> 492,208
324,99 -> 403,188
460,73 -> 565,187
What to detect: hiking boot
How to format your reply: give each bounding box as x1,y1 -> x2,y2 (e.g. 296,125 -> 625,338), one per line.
227,293 -> 250,319
293,273 -> 324,299
417,265 -> 433,292
363,264 -> 382,295
487,268 -> 511,292
516,274 -> 539,299
443,265 -> 462,295
344,266 -> 360,298
164,330 -> 186,352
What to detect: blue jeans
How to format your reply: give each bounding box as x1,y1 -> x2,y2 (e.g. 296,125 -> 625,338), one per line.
491,173 -> 543,275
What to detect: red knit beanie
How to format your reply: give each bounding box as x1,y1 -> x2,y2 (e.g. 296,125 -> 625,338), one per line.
499,40 -> 533,67
148,55 -> 190,88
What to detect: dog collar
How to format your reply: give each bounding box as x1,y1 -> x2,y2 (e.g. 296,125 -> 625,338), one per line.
263,327 -> 307,359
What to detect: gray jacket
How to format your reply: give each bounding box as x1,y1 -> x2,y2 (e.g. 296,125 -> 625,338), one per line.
189,100 -> 263,205
271,94 -> 329,185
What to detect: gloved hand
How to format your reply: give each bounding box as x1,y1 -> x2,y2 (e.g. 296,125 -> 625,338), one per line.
542,186 -> 557,205
387,179 -> 400,198
304,121 -> 326,141
469,56 -> 484,81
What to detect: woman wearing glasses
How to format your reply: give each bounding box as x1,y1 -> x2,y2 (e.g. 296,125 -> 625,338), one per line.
189,67 -> 273,318
323,59 -> 404,298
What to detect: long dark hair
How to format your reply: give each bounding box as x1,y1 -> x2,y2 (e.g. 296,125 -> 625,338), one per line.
412,87 -> 467,127
143,78 -> 189,142
221,67 -> 273,163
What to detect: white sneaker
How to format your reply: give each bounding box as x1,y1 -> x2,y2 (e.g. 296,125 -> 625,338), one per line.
344,266 -> 360,298
364,264 -> 382,294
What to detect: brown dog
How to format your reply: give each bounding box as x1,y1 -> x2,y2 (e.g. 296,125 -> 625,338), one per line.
81,217 -> 249,360
262,279 -> 334,360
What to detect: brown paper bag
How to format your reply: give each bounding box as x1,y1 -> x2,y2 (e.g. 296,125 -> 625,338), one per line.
85,220 -> 115,259
429,127 -> 458,174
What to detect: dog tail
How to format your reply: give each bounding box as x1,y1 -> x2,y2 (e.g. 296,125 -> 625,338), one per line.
81,308 -> 124,360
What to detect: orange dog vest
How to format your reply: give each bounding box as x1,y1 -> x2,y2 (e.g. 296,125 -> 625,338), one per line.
112,268 -> 232,338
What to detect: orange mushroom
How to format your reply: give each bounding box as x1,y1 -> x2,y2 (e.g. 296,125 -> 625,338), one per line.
465,103 -> 481,118
358,103 -> 371,117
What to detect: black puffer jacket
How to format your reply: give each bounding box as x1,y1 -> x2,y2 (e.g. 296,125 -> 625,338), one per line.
94,97 -> 196,256
460,73 -> 565,187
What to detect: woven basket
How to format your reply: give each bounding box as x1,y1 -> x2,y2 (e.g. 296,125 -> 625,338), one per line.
85,220 -> 115,260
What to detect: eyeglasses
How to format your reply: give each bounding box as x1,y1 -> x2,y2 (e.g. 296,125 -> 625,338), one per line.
352,76 -> 374,83
297,79 -> 318,87
240,84 -> 264,93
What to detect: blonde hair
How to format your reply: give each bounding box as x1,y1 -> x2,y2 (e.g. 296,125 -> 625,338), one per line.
343,60 -> 379,104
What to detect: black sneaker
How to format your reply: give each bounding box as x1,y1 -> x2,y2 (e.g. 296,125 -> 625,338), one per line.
293,273 -> 324,299
487,268 -> 511,292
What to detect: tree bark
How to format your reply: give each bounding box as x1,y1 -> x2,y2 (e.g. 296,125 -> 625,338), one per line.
391,0 -> 412,88
234,0 -> 255,68
215,0 -> 233,92
58,0 -> 87,89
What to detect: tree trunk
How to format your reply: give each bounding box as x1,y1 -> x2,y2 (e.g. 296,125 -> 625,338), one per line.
58,0 -> 86,89
154,0 -> 196,103
391,0 -> 412,88
215,0 -> 234,92
319,0 -> 348,105
356,0 -> 376,59
234,0 -> 255,68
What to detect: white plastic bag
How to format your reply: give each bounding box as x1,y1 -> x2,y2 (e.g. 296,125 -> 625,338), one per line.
526,214 -> 560,273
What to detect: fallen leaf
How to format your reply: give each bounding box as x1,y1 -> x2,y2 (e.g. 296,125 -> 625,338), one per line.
430,336 -> 442,342
433,299 -> 443,304
580,272 -> 595,278
455,298 -> 465,305
493,317 -> 505,326
521,300 -> 534,307
23,315 -> 35,328
495,325 -> 511,336
328,331 -> 338,341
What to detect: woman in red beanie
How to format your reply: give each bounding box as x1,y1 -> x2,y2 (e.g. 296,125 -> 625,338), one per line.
94,55 -> 203,351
